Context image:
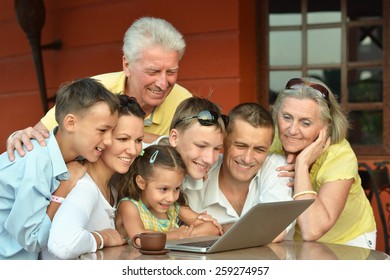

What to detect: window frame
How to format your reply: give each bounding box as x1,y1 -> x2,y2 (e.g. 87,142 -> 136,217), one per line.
260,0 -> 390,158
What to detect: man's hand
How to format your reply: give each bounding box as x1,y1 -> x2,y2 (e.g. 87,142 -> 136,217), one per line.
276,154 -> 296,187
168,225 -> 194,239
197,212 -> 223,235
7,126 -> 49,161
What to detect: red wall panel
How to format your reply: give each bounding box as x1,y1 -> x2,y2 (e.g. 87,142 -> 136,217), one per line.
0,0 -> 254,152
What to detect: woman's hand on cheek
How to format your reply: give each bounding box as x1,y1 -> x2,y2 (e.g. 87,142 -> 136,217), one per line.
297,127 -> 331,167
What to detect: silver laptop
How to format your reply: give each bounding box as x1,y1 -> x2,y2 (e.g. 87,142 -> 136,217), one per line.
165,199 -> 314,253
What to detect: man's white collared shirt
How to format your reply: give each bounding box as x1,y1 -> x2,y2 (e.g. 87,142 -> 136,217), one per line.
183,153 -> 294,235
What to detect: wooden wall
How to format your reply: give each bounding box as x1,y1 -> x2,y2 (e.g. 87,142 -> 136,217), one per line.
0,0 -> 256,151
2,0 -> 387,254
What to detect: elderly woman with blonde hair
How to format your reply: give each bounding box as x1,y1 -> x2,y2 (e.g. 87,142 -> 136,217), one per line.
271,77 -> 376,249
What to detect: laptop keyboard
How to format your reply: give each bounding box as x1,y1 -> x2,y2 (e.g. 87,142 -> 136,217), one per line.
178,239 -> 217,248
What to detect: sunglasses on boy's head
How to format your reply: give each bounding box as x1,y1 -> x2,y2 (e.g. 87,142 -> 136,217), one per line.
285,78 -> 330,102
173,110 -> 229,129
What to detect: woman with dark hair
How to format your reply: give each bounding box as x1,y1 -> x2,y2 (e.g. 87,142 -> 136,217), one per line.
47,95 -> 145,259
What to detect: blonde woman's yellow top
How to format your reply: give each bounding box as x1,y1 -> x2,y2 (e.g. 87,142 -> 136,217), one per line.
271,137 -> 376,245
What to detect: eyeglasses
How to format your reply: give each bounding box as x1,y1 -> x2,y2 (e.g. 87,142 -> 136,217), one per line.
173,110 -> 229,129
285,78 -> 329,101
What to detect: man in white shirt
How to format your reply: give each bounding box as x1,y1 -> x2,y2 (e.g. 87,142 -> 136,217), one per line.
183,103 -> 294,239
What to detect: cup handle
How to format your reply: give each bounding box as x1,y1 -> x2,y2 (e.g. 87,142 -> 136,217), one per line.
131,234 -> 142,249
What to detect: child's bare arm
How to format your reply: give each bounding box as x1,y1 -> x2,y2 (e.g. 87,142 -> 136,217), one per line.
179,206 -> 222,236
167,225 -> 194,239
197,212 -> 224,234
115,201 -> 154,244
190,222 -> 221,237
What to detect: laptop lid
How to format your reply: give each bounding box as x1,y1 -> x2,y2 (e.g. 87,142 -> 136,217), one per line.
165,199 -> 314,253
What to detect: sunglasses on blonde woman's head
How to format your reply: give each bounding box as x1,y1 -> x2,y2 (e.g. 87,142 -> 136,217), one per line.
173,110 -> 229,129
285,78 -> 330,102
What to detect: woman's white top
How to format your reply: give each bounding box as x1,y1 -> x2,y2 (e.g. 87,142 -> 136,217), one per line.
46,173 -> 116,259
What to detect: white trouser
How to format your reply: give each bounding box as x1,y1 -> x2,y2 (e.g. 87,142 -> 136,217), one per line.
344,230 -> 377,250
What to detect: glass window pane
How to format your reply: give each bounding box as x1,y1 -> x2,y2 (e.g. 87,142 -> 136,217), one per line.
308,69 -> 341,101
348,25 -> 383,62
349,110 -> 383,145
269,31 -> 302,66
347,0 -> 382,20
269,14 -> 302,27
308,28 -> 341,64
307,12 -> 341,24
308,0 -> 341,24
269,0 -> 301,26
269,70 -> 302,104
348,68 -> 383,102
